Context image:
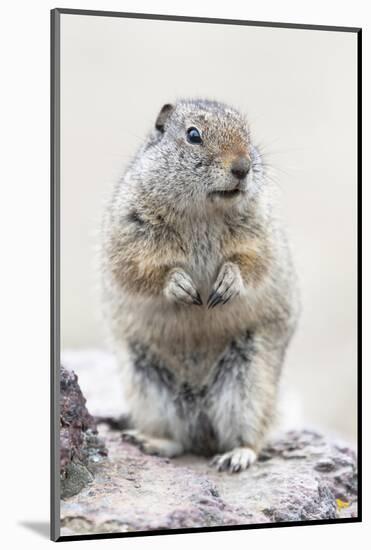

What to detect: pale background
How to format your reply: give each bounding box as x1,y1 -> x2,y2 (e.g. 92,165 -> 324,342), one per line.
1,0 -> 369,547
60,15 -> 357,441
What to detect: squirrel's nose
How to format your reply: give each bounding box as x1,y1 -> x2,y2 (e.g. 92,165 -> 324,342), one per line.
230,156 -> 251,180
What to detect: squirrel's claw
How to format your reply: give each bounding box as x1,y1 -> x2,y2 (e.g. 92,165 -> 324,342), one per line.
164,269 -> 202,306
194,291 -> 203,306
207,290 -> 224,309
208,262 -> 244,309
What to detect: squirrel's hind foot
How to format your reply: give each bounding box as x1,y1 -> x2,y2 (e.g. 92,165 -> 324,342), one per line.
210,446 -> 257,473
122,429 -> 183,458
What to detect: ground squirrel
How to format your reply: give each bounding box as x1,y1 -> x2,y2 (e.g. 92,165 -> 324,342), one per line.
101,99 -> 299,472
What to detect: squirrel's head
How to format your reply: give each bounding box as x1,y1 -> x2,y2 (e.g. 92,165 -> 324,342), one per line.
127,99 -> 264,212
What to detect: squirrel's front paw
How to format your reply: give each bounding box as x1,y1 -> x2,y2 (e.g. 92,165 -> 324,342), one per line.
164,269 -> 203,306
208,262 -> 244,308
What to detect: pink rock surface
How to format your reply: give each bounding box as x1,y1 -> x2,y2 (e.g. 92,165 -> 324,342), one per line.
60,351 -> 358,536
61,426 -> 357,536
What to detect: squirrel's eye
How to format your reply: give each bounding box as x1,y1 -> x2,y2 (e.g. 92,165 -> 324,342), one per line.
186,127 -> 202,144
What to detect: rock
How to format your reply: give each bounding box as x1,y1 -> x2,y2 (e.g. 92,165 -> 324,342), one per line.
59,350 -> 357,535
60,366 -> 107,499
60,427 -> 357,535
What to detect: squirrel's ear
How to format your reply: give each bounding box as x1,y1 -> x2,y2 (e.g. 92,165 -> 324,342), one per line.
155,103 -> 174,133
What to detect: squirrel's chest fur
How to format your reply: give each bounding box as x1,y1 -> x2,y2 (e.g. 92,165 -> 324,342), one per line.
184,219 -> 224,295
108,213 -> 268,385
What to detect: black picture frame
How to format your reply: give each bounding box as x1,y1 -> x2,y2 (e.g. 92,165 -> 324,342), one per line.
51,8 -> 362,542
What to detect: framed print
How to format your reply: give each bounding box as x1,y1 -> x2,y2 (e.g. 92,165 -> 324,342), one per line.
51,8 -> 361,542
